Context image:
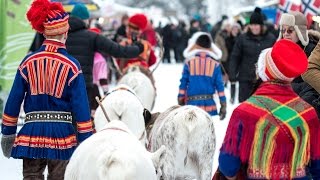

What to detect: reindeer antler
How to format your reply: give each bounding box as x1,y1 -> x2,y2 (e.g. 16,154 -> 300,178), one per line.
151,32 -> 164,74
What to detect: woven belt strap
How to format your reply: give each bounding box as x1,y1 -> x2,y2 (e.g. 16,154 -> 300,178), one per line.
187,94 -> 213,101
25,111 -> 72,123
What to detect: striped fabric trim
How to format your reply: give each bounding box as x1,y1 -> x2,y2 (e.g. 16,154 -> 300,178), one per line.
250,118 -> 279,178
19,52 -> 81,98
55,65 -> 70,98
14,134 -> 77,149
42,40 -> 66,50
37,58 -> 45,94
218,91 -> 225,97
178,89 -> 186,96
77,120 -> 93,133
43,14 -> 69,36
2,114 -> 18,126
68,70 -> 81,86
198,105 -> 217,112
20,52 -> 79,74
265,50 -> 293,82
27,60 -> 38,95
188,56 -> 217,76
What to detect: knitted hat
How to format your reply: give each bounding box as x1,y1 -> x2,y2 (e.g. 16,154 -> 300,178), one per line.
128,13 -> 148,30
257,39 -> 308,82
278,11 -> 309,46
183,32 -> 222,60
26,0 -> 69,36
71,3 -> 90,20
250,7 -> 264,25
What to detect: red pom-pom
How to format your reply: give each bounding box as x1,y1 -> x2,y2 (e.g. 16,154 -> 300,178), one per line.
26,0 -> 65,33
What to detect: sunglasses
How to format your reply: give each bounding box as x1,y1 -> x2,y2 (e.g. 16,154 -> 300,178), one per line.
281,28 -> 295,34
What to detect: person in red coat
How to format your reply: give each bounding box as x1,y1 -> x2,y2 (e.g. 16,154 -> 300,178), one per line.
117,13 -> 157,72
141,21 -> 157,47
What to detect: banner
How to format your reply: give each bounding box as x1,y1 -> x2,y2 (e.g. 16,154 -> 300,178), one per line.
0,0 -> 34,117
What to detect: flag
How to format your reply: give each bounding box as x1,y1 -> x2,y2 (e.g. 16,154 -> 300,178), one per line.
301,0 -> 320,26
0,1 -> 34,119
276,0 -> 302,24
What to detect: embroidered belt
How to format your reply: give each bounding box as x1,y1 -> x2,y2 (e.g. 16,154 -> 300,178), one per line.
25,111 -> 72,123
187,95 -> 213,101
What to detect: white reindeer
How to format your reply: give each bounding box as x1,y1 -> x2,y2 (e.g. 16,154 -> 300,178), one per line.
148,105 -> 216,180
65,120 -> 166,180
94,84 -> 147,145
118,66 -> 156,111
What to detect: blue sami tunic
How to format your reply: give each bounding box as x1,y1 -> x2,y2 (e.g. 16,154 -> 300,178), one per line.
178,52 -> 226,116
1,39 -> 93,160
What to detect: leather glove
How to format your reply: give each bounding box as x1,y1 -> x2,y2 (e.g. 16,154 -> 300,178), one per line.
1,134 -> 16,158
178,98 -> 185,106
133,41 -> 144,54
219,102 -> 227,120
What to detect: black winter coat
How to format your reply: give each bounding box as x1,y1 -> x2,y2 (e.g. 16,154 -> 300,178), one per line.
229,30 -> 276,82
66,17 -> 141,87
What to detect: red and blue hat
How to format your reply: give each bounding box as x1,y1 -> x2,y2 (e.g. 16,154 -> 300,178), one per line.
128,13 -> 148,30
27,0 -> 69,36
257,39 -> 308,82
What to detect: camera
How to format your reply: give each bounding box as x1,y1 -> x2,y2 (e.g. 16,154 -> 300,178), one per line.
131,32 -> 138,42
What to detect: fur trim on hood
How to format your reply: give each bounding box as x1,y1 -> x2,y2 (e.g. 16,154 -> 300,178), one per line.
183,32 -> 222,60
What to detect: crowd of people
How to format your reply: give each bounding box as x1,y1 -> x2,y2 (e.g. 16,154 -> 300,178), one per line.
1,0 -> 320,179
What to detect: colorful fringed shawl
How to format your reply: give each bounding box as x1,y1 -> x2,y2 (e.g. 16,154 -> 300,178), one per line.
220,82 -> 320,179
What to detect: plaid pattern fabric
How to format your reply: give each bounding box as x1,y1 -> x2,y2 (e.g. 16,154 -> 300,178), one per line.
219,82 -> 320,179
246,95 -> 311,178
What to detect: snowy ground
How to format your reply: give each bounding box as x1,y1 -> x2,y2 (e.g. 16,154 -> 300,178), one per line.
0,62 -> 239,179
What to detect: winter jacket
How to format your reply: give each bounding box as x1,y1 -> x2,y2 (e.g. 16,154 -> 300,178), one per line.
301,38 -> 320,118
66,16 -> 142,87
214,30 -> 229,62
229,30 -> 276,82
291,41 -> 315,92
302,36 -> 320,94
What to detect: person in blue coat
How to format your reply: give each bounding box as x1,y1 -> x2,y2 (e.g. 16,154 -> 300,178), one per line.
1,0 -> 93,179
178,32 -> 227,120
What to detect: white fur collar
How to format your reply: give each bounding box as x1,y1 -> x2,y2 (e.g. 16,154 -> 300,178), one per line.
183,48 -> 221,60
183,31 -> 222,60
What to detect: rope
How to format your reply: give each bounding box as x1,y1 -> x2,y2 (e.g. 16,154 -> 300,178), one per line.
95,89 -> 146,142
95,96 -> 111,123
